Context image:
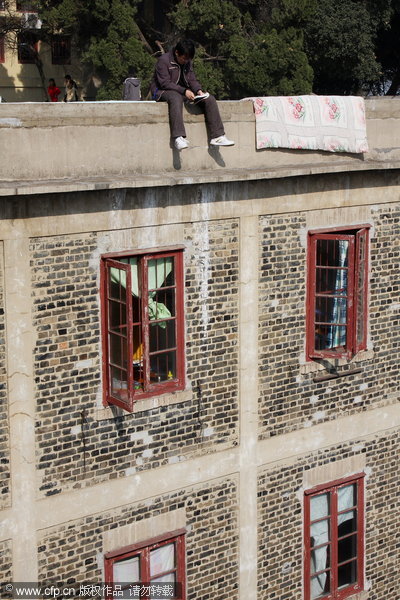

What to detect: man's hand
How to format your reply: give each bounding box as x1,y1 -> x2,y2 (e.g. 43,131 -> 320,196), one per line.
185,89 -> 195,101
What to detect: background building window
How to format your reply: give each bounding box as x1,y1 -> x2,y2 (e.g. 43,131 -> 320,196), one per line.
307,227 -> 369,359
16,1 -> 37,10
17,31 -> 38,63
51,36 -> 71,65
104,531 -> 186,599
101,248 -> 185,411
304,474 -> 365,600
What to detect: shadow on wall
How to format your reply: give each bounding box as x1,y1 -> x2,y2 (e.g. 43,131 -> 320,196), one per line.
0,64 -> 17,102
0,62 -> 49,102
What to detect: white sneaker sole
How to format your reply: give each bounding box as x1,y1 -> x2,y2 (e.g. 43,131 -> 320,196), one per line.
210,140 -> 235,147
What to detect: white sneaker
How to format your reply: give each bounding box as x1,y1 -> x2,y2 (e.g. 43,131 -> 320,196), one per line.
210,135 -> 235,146
174,136 -> 189,150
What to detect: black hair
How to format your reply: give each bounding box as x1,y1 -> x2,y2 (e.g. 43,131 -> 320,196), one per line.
174,39 -> 195,59
48,78 -> 56,85
64,74 -> 72,81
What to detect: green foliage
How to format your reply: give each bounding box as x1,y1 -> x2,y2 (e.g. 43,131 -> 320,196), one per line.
13,0 -> 399,99
305,0 -> 382,94
40,0 -> 155,99
169,0 -> 314,98
375,2 -> 400,94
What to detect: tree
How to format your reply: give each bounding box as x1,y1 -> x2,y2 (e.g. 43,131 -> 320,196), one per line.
167,0 -> 315,99
304,0 -> 390,95
39,0 -> 155,99
375,1 -> 400,94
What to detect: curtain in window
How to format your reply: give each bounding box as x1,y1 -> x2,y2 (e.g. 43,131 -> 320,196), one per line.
310,493 -> 330,599
110,257 -> 173,327
326,240 -> 348,348
310,485 -> 356,599
150,543 -> 175,583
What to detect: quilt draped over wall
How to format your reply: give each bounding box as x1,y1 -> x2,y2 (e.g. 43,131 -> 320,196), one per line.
244,95 -> 369,154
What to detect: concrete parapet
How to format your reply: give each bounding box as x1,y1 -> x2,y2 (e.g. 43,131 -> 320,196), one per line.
0,97 -> 399,191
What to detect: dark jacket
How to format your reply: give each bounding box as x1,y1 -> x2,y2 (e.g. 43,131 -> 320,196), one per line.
150,49 -> 202,100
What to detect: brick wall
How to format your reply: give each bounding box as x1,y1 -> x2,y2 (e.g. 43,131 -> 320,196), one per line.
37,478 -> 239,600
0,539 -> 12,582
258,205 -> 400,438
0,242 -> 10,508
31,219 -> 239,496
257,430 -> 399,600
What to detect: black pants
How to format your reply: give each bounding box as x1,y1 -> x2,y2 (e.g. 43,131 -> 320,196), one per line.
158,90 -> 225,139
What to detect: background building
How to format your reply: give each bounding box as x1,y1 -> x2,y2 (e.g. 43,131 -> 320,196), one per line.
0,97 -> 399,599
0,0 -> 80,102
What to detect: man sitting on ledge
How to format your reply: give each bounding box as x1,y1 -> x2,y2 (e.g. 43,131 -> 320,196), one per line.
151,39 -> 235,151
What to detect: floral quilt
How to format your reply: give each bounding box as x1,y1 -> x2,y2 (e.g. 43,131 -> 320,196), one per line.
245,95 -> 369,153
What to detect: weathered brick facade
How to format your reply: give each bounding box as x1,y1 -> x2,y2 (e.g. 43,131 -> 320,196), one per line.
1,100 -> 399,600
257,430 -> 399,600
38,478 -> 239,599
0,539 -> 12,581
31,218 -> 239,497
258,204 -> 400,439
0,243 -> 9,508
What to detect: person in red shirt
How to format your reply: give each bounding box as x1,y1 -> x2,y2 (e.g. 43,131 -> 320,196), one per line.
47,78 -> 61,102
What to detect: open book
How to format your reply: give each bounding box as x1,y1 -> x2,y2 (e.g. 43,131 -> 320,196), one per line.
191,92 -> 209,103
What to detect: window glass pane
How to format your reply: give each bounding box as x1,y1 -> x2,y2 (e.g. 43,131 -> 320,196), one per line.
18,33 -> 37,63
148,257 -> 174,290
338,534 -> 357,563
150,543 -> 175,576
338,484 -> 356,511
316,239 -> 349,267
150,351 -> 176,383
151,288 -> 176,318
338,510 -> 357,534
316,268 -> 348,296
311,574 -> 330,599
149,574 -> 175,600
311,519 -> 330,547
148,292 -> 172,323
111,365 -> 128,401
119,257 -> 139,296
311,544 -> 330,574
311,493 -> 330,520
109,267 -> 127,302
150,319 -> 176,353
338,560 -> 357,588
315,325 -> 347,351
109,332 -> 127,367
109,300 -> 126,330
113,555 -> 140,583
315,297 -> 348,325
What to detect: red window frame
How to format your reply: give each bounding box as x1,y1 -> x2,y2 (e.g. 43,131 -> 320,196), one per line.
304,474 -> 365,600
101,248 -> 185,412
104,530 -> 186,600
0,36 -> 4,64
51,35 -> 71,65
306,227 -> 369,360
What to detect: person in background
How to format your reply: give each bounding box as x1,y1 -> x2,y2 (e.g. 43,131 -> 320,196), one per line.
151,39 -> 235,151
47,78 -> 61,102
63,74 -> 79,102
